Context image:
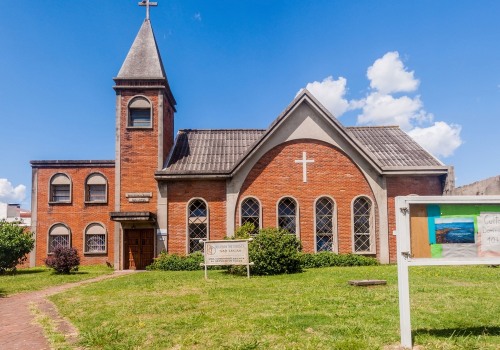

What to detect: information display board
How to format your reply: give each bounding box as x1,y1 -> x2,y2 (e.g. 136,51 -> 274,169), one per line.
395,196 -> 500,349
200,239 -> 254,279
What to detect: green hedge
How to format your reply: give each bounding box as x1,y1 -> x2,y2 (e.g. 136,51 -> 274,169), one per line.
300,251 -> 379,268
147,251 -> 204,271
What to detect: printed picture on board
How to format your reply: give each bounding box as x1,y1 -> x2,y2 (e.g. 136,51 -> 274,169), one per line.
434,218 -> 475,244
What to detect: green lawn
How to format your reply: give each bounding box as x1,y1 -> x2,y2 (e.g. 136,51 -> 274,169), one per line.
50,265 -> 499,350
0,265 -> 113,296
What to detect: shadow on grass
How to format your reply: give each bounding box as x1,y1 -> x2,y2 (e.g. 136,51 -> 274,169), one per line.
414,326 -> 500,338
0,289 -> 6,298
49,271 -> 90,275
7,269 -> 46,275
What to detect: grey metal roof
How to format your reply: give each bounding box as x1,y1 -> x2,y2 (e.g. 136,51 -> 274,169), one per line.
346,126 -> 443,167
164,129 -> 266,174
117,20 -> 166,79
161,126 -> 442,176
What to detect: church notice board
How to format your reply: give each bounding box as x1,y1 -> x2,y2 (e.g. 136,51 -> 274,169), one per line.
403,197 -> 500,262
395,196 -> 500,349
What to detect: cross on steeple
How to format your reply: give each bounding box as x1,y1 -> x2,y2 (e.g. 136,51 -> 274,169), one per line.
139,0 -> 158,20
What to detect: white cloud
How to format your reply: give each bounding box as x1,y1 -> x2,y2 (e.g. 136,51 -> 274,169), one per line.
303,51 -> 463,159
367,51 -> 419,94
356,92 -> 432,131
408,122 -> 462,158
302,76 -> 350,117
0,178 -> 26,203
193,12 -> 202,21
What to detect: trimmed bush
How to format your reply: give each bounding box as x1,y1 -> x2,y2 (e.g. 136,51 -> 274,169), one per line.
300,251 -> 379,268
45,247 -> 80,274
0,220 -> 35,273
147,251 -> 204,271
249,228 -> 302,275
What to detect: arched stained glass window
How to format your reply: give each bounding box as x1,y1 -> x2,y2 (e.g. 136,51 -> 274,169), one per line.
188,199 -> 208,253
353,196 -> 373,253
241,197 -> 260,235
315,197 -> 335,252
277,197 -> 297,234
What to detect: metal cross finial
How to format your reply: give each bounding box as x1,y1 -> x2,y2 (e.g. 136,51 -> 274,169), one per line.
139,0 -> 158,20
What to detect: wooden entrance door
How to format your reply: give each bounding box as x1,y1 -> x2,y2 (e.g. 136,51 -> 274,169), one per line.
124,229 -> 155,270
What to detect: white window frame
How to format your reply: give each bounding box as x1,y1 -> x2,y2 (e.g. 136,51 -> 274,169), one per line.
351,195 -> 375,254
314,196 -> 338,253
186,197 -> 209,254
84,222 -> 107,254
47,223 -> 71,254
127,95 -> 153,128
239,196 -> 262,234
48,173 -> 72,204
276,196 -> 300,238
84,173 -> 108,204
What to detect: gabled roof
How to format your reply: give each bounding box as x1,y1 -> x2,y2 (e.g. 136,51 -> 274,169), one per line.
157,90 -> 447,179
116,19 -> 165,79
346,126 -> 443,168
164,129 -> 265,175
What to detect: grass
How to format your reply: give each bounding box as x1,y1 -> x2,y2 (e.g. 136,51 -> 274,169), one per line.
30,302 -> 72,350
49,265 -> 500,350
0,265 -> 114,296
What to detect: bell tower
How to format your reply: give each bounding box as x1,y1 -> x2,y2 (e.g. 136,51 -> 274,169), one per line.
111,1 -> 176,269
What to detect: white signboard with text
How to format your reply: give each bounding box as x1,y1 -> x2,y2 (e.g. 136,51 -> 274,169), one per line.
201,239 -> 254,279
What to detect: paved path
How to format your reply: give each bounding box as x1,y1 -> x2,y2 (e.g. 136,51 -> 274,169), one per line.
0,270 -> 138,350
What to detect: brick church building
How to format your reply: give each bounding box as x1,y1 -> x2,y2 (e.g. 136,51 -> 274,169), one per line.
30,15 -> 450,269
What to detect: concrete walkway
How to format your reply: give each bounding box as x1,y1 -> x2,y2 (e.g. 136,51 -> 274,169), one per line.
0,270 -> 138,350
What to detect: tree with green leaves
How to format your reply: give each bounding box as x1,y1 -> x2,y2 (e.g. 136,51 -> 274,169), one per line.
0,220 -> 35,273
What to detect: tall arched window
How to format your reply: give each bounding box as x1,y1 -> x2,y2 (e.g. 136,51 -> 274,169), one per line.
85,173 -> 107,203
277,197 -> 297,234
128,96 -> 152,128
48,223 -> 71,253
49,174 -> 71,203
315,197 -> 335,252
352,196 -> 373,253
240,197 -> 260,235
188,199 -> 208,253
84,223 -> 107,254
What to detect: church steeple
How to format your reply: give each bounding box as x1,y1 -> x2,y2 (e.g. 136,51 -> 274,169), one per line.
117,19 -> 166,80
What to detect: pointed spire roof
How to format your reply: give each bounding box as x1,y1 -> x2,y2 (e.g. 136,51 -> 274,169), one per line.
117,19 -> 166,79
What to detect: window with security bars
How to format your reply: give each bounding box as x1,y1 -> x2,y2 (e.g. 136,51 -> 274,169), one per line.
188,199 -> 208,253
51,185 -> 70,202
241,198 -> 260,235
85,223 -> 106,253
85,234 -> 106,253
353,197 -> 372,253
315,197 -> 334,252
278,197 -> 297,234
48,224 -> 71,253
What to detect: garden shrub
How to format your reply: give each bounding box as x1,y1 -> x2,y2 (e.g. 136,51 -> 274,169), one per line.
300,251 -> 379,268
249,228 -> 302,275
45,247 -> 80,274
0,220 -> 35,273
147,251 -> 204,271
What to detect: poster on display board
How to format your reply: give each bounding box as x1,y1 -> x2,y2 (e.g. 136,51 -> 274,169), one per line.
403,200 -> 500,262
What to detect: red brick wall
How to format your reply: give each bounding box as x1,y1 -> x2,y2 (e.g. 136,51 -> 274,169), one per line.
167,180 -> 227,254
119,90 -> 160,212
386,176 -> 443,262
237,140 -> 378,256
34,166 -> 115,266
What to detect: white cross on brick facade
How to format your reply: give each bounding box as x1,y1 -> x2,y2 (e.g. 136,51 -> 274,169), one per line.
295,152 -> 314,183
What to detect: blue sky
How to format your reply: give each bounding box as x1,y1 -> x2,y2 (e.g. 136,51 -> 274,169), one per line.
1,1 -> 499,209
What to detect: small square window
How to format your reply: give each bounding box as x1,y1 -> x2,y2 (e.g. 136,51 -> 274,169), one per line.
52,184 -> 70,202
87,184 -> 106,202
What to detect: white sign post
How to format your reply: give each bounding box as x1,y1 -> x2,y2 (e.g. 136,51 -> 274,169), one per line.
200,239 -> 254,279
395,195 -> 500,349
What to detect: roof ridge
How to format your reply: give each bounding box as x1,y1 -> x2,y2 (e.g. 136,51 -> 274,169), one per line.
179,128 -> 266,132
347,125 -> 400,129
